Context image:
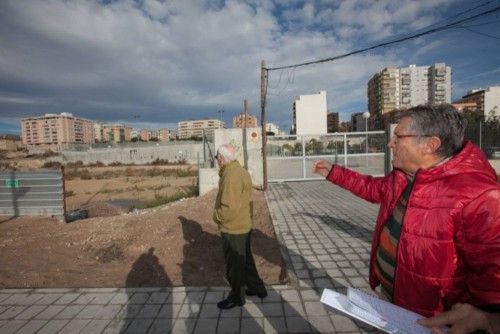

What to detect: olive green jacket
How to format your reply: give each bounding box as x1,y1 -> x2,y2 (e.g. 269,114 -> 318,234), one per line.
213,160 -> 252,234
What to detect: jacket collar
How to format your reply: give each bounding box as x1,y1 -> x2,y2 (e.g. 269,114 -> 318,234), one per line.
219,160 -> 240,177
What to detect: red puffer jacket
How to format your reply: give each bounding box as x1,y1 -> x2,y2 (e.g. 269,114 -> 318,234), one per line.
326,141 -> 500,317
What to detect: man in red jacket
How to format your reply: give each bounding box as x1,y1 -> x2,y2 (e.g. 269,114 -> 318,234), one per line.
313,104 -> 500,320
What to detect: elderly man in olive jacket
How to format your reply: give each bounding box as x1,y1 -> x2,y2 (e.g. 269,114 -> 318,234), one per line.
213,144 -> 267,310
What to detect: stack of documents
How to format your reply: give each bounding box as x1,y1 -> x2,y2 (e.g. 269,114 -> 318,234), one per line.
320,288 -> 431,334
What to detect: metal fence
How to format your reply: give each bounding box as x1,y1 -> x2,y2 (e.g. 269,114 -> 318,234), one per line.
267,131 -> 386,182
0,169 -> 64,218
465,121 -> 500,159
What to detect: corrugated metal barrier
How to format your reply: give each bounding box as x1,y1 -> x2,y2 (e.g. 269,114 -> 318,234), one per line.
0,169 -> 64,218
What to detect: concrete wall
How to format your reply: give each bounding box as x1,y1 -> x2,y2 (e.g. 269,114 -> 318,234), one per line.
60,143 -> 205,165
199,127 -> 264,195
214,127 -> 263,187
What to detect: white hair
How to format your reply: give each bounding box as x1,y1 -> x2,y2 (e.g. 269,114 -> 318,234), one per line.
217,144 -> 237,161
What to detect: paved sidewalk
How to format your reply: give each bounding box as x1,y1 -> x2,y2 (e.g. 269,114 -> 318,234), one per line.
0,181 -> 379,333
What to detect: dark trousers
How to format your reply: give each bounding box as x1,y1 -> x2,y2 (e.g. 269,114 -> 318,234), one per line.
221,230 -> 266,303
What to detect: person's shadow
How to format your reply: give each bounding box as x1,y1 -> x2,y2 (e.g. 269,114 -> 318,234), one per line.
120,247 -> 173,333
178,215 -> 321,333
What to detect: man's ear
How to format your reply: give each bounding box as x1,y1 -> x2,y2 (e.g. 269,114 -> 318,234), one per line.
423,136 -> 442,154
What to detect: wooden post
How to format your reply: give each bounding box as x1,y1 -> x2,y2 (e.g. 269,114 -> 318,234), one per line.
260,60 -> 268,190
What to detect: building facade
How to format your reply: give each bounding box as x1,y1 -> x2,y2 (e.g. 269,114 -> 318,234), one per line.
265,122 -> 284,136
292,90 -> 327,135
0,134 -> 22,151
103,124 -> 132,143
177,119 -> 224,140
21,113 -> 94,149
368,63 -> 451,118
233,114 -> 257,128
455,86 -> 500,119
327,112 -> 339,133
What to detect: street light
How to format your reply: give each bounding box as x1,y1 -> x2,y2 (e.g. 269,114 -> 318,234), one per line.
217,110 -> 225,126
362,111 -> 370,166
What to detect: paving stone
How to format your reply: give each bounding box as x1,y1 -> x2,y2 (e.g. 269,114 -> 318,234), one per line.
300,290 -> 319,301
54,293 -> 80,305
73,293 -> 96,305
283,302 -> 305,317
109,292 -> 129,304
286,316 -> 311,333
258,302 -> 283,317
166,292 -> 187,304
123,318 -> 154,334
0,320 -> 27,334
37,319 -> 69,334
171,318 -> 196,334
148,318 -> 174,334
199,303 -> 220,318
90,293 -> 117,304
33,294 -> 64,305
35,305 -> 65,319
280,290 -> 300,302
217,317 -> 240,334
219,304 -> 241,318
0,294 -> 11,303
14,305 -> 46,319
308,315 -> 335,332
102,319 -> 131,333
178,303 -> 200,318
186,292 -> 205,303
0,306 -> 27,320
304,301 -> 327,316
331,314 -> 359,331
204,291 -> 224,303
129,293 -> 150,304
157,303 -> 182,318
193,318 -> 218,334
81,319 -> 110,333
54,305 -> 85,319
76,305 -> 105,319
147,292 -> 169,304
240,317 -> 264,334
59,319 -> 91,334
262,316 -> 286,333
16,319 -> 47,334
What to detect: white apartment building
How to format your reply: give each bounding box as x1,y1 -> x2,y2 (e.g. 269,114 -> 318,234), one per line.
368,63 -> 451,116
266,122 -> 284,136
177,119 -> 224,139
456,86 -> 500,119
292,91 -> 327,135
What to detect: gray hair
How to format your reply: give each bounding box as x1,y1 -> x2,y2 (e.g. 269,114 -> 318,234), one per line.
217,144 -> 237,161
395,104 -> 466,158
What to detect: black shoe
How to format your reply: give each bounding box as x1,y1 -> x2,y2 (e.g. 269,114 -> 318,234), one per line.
245,288 -> 268,299
217,298 -> 244,310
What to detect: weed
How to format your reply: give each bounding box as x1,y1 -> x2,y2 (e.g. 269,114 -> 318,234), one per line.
145,190 -> 195,208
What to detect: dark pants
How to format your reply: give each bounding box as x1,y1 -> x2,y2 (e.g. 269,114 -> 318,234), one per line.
221,230 -> 266,303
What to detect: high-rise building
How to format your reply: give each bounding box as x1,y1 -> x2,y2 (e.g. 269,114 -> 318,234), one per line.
233,114 -> 257,128
177,119 -> 224,139
454,86 -> 500,119
292,91 -> 327,135
21,113 -> 94,149
368,63 -> 451,117
327,112 -> 339,133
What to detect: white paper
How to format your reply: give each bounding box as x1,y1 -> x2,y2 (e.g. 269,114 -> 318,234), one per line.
320,288 -> 431,334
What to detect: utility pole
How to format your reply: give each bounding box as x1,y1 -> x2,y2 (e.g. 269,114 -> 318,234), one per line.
243,99 -> 248,129
260,60 -> 268,190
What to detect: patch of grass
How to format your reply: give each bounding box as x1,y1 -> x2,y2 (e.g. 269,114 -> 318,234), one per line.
145,190 -> 195,208
65,190 -> 75,197
42,161 -> 61,169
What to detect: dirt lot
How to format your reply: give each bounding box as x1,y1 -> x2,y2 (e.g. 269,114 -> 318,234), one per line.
0,187 -> 286,288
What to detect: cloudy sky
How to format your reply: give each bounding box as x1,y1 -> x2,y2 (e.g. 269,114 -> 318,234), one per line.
0,0 -> 499,134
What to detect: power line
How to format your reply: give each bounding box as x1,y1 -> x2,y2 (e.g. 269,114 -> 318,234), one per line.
266,5 -> 500,71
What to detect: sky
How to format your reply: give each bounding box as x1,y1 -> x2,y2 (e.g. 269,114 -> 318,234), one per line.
0,0 -> 499,135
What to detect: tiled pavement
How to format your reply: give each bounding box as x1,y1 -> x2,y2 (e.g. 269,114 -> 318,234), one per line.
0,181 -> 380,333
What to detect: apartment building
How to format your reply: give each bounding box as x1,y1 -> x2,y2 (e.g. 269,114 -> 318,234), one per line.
265,122 -> 284,136
327,112 -> 339,133
21,113 -> 94,149
177,119 -> 224,139
368,63 -> 451,117
454,86 -> 500,119
102,124 -> 132,143
233,114 -> 257,128
292,91 -> 328,135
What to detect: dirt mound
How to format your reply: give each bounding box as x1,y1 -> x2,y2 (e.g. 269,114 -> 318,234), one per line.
0,189 -> 286,288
